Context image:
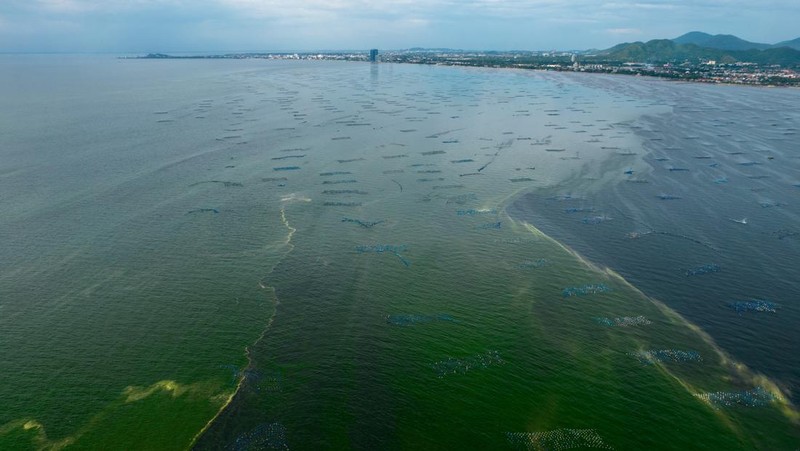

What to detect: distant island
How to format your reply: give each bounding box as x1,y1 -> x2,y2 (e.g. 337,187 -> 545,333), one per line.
131,32 -> 800,86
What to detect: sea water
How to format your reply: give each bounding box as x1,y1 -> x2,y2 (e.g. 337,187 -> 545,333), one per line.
1,56 -> 798,450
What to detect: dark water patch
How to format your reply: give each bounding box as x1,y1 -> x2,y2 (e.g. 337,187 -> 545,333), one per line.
421,150 -> 446,156
451,159 -> 474,163
337,158 -> 364,164
383,154 -> 408,159
382,169 -> 404,174
262,177 -> 288,182
460,172 -> 482,177
417,170 -> 442,174
273,166 -> 300,171
322,180 -> 357,185
331,136 -> 351,140
772,229 -> 798,240
433,184 -> 464,190
187,208 -> 219,214
417,178 -> 445,183
509,178 -> 534,183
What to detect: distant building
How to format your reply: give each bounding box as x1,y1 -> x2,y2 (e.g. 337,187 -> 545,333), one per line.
369,49 -> 379,62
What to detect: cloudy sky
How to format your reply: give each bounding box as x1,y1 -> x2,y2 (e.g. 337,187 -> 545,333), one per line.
1,0 -> 797,53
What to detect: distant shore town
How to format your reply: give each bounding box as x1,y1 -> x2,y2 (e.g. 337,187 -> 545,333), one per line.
132,50 -> 800,87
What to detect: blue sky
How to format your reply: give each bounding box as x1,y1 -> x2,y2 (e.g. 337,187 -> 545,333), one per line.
1,0 -> 798,53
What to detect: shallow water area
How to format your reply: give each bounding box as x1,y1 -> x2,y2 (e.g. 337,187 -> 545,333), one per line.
1,56 -> 798,450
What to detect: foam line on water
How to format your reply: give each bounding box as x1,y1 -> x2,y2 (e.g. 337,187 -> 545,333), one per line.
510,216 -> 799,425
190,202 -> 298,447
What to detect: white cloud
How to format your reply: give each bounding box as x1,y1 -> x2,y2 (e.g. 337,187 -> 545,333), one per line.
606,27 -> 643,35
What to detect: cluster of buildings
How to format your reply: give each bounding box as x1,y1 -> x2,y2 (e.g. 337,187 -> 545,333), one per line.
139,50 -> 799,86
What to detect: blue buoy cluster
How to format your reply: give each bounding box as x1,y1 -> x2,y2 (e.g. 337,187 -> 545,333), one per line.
356,244 -> 407,254
564,207 -> 595,213
456,208 -> 497,216
517,259 -> 550,270
386,314 -> 457,326
594,316 -> 652,327
694,386 -> 776,409
562,284 -> 611,297
630,349 -> 702,365
431,350 -> 504,377
581,215 -> 610,225
355,244 -> 411,267
477,221 -> 502,230
230,422 -> 289,451
506,429 -> 613,451
218,365 -> 282,393
341,217 -> 385,228
730,299 -> 778,314
685,263 -> 721,276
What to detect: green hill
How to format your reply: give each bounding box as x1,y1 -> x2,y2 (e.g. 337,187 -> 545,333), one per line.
596,39 -> 800,66
673,32 -> 771,51
774,37 -> 800,50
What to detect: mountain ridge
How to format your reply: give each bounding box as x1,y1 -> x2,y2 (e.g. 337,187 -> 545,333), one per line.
672,31 -> 800,51
596,35 -> 800,66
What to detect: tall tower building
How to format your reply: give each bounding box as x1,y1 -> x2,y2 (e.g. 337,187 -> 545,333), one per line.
369,49 -> 379,63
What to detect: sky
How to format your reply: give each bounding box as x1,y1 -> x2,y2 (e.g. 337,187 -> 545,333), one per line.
1,0 -> 798,53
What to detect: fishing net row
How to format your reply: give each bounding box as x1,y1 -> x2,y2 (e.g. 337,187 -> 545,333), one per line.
518,259 -> 551,269
456,208 -> 497,216
594,316 -> 651,327
229,422 -> 289,451
431,350 -> 504,377
562,284 -> 611,297
506,428 -> 613,450
341,217 -> 385,228
729,299 -> 778,314
694,386 -> 776,409
630,349 -> 702,365
685,264 -> 720,276
386,314 -> 457,326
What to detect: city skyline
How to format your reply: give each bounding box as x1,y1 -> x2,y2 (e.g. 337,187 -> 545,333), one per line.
1,1 -> 798,53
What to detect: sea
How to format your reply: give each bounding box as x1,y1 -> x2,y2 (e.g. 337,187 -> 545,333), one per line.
1,55 -> 798,450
